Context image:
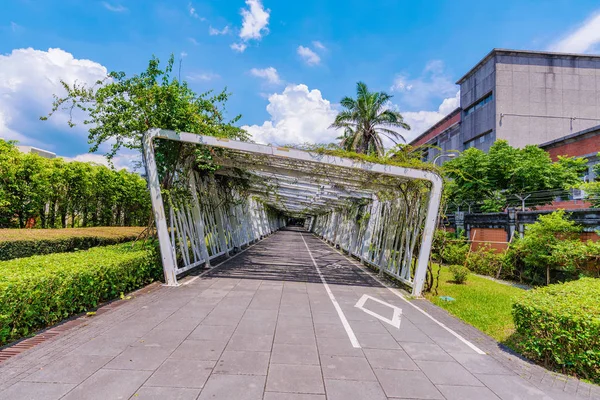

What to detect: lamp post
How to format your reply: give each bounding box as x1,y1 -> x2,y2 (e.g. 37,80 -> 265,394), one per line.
432,152 -> 456,166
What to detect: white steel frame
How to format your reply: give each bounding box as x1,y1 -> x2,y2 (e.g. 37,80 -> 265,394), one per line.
143,128 -> 443,295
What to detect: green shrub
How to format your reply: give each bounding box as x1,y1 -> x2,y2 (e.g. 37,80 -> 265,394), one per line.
0,227 -> 145,260
0,241 -> 161,346
512,278 -> 600,383
449,265 -> 469,284
465,244 -> 505,277
442,242 -> 469,265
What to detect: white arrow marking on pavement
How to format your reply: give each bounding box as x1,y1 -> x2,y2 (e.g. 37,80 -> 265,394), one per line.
354,294 -> 402,329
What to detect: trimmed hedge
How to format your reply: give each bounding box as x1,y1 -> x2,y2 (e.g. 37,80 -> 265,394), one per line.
0,241 -> 161,346
0,227 -> 146,260
512,278 -> 600,383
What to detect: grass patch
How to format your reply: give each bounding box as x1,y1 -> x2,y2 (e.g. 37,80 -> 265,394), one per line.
0,227 -> 147,260
426,266 -> 526,342
0,241 -> 160,346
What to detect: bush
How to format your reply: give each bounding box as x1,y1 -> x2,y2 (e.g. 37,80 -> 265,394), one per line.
465,244 -> 505,277
449,265 -> 469,283
0,241 -> 161,345
512,278 -> 600,383
442,242 -> 469,265
0,227 -> 146,260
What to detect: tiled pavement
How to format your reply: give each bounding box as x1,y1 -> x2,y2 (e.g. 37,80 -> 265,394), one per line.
0,229 -> 598,400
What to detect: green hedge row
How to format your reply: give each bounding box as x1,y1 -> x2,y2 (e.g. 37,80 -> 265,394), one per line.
0,228 -> 145,261
0,241 -> 161,346
512,278 -> 600,384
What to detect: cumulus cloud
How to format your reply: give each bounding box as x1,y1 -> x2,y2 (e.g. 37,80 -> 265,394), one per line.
549,11 -> 600,53
400,91 -> 460,142
242,84 -> 338,146
0,48 -> 107,148
186,72 -> 220,81
188,2 -> 205,20
230,42 -> 248,53
102,2 -> 127,12
209,25 -> 231,36
390,60 -> 457,108
249,67 -> 282,85
297,46 -> 320,66
70,152 -> 141,171
312,41 -> 326,50
231,0 -> 269,51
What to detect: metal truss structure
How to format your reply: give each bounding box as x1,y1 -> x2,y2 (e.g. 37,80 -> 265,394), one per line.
143,128 -> 443,296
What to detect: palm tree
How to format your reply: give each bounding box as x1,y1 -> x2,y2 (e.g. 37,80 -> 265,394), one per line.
330,82 -> 410,156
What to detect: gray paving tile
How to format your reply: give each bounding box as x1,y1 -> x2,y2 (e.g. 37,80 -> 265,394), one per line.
131,328 -> 189,351
450,352 -> 515,375
61,369 -> 151,400
374,368 -> 444,399
130,386 -> 201,399
70,335 -> 136,356
0,382 -> 75,400
400,342 -> 454,361
266,364 -> 325,394
214,350 -> 270,375
236,319 -> 277,335
104,346 -> 172,370
363,348 -> 419,370
227,333 -> 274,352
263,393 -> 325,400
145,359 -> 214,388
476,374 -> 555,400
316,337 -> 362,357
320,355 -> 377,381
385,319 -> 433,343
437,384 -> 501,400
189,324 -> 236,341
275,329 -> 316,346
354,332 -> 401,349
324,379 -> 387,400
197,374 -> 265,400
415,360 -> 484,386
170,339 -> 227,361
23,354 -> 111,384
314,323 -> 349,339
271,343 -> 319,365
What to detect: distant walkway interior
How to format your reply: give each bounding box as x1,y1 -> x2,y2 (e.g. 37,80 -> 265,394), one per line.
0,229 -> 594,400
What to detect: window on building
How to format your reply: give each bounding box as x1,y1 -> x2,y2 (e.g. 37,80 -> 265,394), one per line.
464,92 -> 493,116
464,130 -> 493,150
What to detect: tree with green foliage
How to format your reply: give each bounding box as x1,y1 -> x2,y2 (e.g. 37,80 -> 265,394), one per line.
443,140 -> 588,210
41,54 -> 247,164
581,154 -> 600,208
331,82 -> 410,156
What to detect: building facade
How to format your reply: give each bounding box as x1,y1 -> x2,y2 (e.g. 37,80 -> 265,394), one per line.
411,49 -> 600,156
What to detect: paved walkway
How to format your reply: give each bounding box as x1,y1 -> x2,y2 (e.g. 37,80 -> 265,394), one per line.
0,229 -> 598,400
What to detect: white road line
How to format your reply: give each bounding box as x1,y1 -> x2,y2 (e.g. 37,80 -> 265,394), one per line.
317,237 -> 486,355
300,234 -> 361,348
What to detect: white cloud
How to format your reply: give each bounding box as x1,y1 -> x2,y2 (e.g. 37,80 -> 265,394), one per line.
549,11 -> 600,53
188,2 -> 205,20
312,41 -> 326,50
390,60 -> 457,108
180,51 -> 188,58
239,0 -> 270,41
249,67 -> 282,85
70,152 -> 141,171
188,37 -> 199,46
400,91 -> 460,142
186,72 -> 220,81
10,22 -> 20,32
0,48 -> 107,147
230,42 -> 248,53
297,46 -> 321,66
102,2 -> 127,12
209,25 -> 231,36
242,84 -> 338,146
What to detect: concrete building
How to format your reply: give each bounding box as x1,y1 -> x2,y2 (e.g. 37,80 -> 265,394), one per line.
16,145 -> 57,159
411,49 -> 600,157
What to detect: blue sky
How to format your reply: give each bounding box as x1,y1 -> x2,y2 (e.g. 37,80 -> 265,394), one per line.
1,0 -> 600,168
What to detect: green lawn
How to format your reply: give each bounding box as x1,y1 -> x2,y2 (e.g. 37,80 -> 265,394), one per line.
425,266 -> 526,342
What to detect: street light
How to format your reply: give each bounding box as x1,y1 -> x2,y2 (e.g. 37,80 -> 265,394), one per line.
432,152 -> 457,166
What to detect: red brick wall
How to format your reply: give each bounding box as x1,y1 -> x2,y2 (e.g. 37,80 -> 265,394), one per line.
412,112 -> 461,147
469,228 -> 508,252
546,135 -> 600,161
535,200 -> 592,211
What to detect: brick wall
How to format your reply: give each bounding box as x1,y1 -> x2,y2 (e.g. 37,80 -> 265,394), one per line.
469,228 -> 508,252
546,134 -> 600,160
411,111 -> 461,147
